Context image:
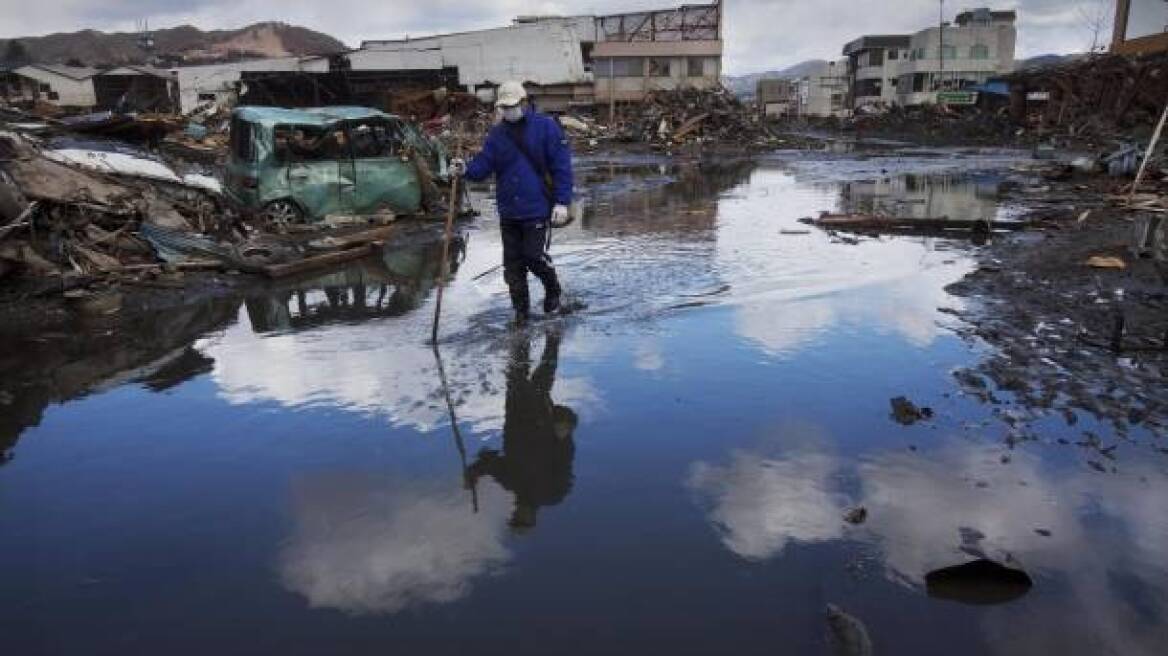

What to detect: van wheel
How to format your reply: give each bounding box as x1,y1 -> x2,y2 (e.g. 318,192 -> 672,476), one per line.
262,199 -> 303,230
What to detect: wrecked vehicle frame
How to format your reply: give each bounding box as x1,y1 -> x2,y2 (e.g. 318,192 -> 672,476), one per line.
224,106 -> 448,227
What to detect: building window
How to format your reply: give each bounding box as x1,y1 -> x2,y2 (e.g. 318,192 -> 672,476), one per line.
47,91 -> 59,101
197,93 -> 217,102
648,58 -> 672,78
888,49 -> 899,61
940,45 -> 957,60
869,49 -> 884,66
970,44 -> 989,60
601,58 -> 644,77
687,57 -> 705,78
39,83 -> 51,92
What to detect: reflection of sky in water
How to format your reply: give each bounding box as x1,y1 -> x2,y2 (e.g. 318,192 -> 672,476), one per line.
687,422 -> 845,560
9,150 -> 1163,654
205,165 -> 982,426
280,472 -> 512,615
714,168 -> 974,356
688,422 -> 1168,656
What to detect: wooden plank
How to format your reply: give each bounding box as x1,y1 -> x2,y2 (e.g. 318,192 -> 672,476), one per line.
262,243 -> 379,279
671,113 -> 710,141
808,214 -> 1026,233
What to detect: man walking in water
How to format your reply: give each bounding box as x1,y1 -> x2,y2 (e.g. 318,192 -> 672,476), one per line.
450,81 -> 573,323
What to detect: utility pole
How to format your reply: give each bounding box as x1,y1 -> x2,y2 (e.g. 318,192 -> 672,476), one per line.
938,0 -> 945,92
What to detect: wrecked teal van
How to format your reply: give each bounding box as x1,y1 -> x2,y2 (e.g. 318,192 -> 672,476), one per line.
225,106 -> 446,224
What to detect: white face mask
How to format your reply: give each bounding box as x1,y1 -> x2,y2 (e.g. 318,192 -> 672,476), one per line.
501,105 -> 524,123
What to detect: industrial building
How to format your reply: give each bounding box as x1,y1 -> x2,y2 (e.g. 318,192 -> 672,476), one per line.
1112,0 -> 1168,56
356,3 -> 723,115
167,2 -> 724,116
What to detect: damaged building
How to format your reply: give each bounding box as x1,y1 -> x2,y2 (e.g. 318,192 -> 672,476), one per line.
174,56 -> 331,113
589,3 -> 724,116
165,1 -> 724,116
2,64 -> 98,108
92,66 -> 179,113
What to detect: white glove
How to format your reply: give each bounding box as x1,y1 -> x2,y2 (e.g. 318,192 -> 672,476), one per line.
449,157 -> 466,178
550,204 -> 571,228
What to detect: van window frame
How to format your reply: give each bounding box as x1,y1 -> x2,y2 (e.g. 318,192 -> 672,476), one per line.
231,118 -> 257,163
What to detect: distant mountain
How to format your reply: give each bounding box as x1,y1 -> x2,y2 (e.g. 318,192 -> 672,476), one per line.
0,22 -> 347,67
1015,54 -> 1077,71
723,60 -> 829,97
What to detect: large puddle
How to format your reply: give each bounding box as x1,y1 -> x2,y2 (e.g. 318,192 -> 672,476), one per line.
2,148 -> 1166,655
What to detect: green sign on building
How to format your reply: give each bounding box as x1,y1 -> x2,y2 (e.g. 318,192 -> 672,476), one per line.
937,91 -> 979,105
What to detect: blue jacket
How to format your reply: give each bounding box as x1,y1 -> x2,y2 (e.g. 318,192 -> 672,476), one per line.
464,109 -> 573,222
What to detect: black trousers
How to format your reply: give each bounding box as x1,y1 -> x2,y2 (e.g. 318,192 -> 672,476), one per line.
501,220 -> 560,313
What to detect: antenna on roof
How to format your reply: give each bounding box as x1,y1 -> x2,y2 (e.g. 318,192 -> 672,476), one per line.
136,19 -> 156,53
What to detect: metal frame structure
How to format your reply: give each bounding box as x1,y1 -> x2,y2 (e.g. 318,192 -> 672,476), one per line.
597,2 -> 721,43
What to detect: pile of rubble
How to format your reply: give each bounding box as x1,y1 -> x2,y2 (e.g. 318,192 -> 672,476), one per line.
609,86 -> 780,148
1007,52 -> 1168,147
161,101 -> 233,165
0,130 -> 234,297
0,130 -> 417,314
846,103 -> 1017,145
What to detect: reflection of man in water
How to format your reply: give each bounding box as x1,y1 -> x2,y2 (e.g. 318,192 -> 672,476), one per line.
468,326 -> 577,531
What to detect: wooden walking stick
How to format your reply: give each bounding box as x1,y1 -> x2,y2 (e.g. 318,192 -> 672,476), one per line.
430,152 -> 462,345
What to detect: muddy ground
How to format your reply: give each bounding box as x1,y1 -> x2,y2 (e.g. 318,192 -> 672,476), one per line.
945,172 -> 1168,455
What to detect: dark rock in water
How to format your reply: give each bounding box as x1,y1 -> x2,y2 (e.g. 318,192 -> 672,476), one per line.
925,559 -> 1033,605
843,506 -> 868,525
826,604 -> 874,656
1035,528 -> 1052,537
890,396 -> 934,425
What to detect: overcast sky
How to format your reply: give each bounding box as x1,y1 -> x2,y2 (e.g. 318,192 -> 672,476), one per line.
0,0 -> 1117,74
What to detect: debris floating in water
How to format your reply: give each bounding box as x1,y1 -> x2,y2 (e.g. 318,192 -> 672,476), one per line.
826,604 -> 874,656
890,396 -> 934,425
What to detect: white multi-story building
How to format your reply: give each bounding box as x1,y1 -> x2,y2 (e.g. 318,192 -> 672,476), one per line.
841,7 -> 1016,109
894,8 -> 1016,106
843,35 -> 912,109
797,59 -> 850,118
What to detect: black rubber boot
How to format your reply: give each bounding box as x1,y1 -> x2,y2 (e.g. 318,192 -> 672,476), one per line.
509,283 -> 530,325
543,293 -> 561,315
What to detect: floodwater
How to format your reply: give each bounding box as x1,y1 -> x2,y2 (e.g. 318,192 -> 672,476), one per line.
2,148 -> 1166,655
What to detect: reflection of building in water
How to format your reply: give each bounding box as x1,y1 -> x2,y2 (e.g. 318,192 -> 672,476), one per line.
468,326 -> 577,531
573,159 -> 756,236
244,235 -> 465,333
839,174 -> 1002,222
0,297 -> 242,464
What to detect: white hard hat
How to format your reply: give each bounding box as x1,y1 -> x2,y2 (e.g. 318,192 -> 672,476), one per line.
495,80 -> 527,107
